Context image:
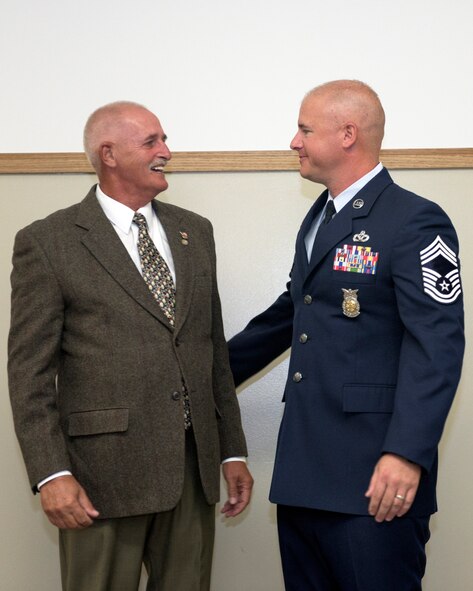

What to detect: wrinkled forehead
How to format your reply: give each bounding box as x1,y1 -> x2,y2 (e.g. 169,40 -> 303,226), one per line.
111,107 -> 164,143
120,107 -> 162,132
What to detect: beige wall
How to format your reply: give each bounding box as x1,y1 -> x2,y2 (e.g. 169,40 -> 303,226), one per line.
1,169 -> 472,590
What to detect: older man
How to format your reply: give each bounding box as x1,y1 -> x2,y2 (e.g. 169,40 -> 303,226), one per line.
229,81 -> 464,590
8,101 -> 253,591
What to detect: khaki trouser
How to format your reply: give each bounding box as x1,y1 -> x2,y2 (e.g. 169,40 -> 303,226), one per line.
59,430 -> 215,591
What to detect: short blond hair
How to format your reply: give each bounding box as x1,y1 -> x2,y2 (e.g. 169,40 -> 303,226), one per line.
305,80 -> 385,152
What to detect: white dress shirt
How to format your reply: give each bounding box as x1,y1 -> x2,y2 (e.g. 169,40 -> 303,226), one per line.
96,185 -> 176,283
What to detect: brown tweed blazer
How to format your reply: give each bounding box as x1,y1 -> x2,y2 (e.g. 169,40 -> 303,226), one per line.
8,186 -> 247,519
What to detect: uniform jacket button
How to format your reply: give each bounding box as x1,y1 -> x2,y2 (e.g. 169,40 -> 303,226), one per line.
293,372 -> 303,382
304,294 -> 313,304
299,333 -> 308,343
171,391 -> 181,401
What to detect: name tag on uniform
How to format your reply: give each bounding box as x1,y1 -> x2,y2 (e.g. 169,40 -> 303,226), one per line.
333,245 -> 379,275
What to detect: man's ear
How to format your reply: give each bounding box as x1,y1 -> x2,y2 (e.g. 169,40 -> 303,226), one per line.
342,123 -> 357,148
100,143 -> 117,168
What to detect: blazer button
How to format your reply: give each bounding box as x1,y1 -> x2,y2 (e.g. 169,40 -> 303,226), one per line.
299,333 -> 308,344
293,372 -> 303,382
171,391 -> 181,401
304,294 -> 313,304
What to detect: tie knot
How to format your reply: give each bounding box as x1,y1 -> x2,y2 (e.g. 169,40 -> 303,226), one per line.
323,199 -> 336,224
133,212 -> 148,229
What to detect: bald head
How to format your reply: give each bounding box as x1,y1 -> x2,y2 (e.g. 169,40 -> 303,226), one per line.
304,80 -> 385,155
290,80 -> 385,194
83,101 -> 149,173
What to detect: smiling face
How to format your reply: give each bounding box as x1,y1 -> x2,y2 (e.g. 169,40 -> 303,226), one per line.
290,92 -> 345,188
88,103 -> 173,208
108,106 -> 171,203
289,81 -> 386,196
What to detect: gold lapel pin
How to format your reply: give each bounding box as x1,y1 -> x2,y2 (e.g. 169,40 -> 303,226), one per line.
179,231 -> 189,245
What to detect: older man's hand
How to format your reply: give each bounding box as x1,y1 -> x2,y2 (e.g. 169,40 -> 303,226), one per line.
40,475 -> 100,529
221,461 -> 254,517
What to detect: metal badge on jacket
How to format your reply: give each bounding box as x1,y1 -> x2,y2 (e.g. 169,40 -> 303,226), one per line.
342,288 -> 360,318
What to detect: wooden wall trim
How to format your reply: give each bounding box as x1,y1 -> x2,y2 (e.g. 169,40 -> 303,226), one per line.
0,149 -> 472,174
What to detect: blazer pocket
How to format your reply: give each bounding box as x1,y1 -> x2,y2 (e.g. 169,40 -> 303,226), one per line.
343,384 -> 396,413
68,408 -> 129,437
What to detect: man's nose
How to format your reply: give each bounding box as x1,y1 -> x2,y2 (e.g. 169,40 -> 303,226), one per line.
158,141 -> 172,161
290,132 -> 302,150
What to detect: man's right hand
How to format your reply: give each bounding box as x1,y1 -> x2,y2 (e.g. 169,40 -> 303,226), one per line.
40,475 -> 99,529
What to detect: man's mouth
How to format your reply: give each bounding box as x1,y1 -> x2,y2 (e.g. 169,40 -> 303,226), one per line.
150,162 -> 166,173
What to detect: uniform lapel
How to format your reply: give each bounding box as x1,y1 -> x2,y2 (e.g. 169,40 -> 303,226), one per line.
304,168 -> 394,283
76,188 -> 175,330
306,203 -> 354,275
295,192 -> 327,279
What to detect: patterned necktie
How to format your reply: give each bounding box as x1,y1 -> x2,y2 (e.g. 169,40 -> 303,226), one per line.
133,212 -> 192,429
322,198 -> 336,224
133,212 -> 176,327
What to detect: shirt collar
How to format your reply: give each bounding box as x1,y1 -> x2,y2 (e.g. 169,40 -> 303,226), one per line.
96,185 -> 154,233
329,162 -> 383,213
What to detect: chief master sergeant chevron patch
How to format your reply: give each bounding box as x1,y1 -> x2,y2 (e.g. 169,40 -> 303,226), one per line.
420,235 -> 462,304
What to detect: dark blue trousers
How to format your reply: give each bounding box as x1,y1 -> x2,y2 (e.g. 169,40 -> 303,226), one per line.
277,505 -> 430,591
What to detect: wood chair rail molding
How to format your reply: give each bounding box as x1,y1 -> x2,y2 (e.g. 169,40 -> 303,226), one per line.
0,149 -> 472,174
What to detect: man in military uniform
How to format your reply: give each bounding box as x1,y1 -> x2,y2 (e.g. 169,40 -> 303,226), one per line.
228,80 -> 464,590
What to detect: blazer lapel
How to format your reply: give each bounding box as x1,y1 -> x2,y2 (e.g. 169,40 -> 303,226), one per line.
304,168 -> 394,283
152,200 -> 194,334
76,188 -> 175,330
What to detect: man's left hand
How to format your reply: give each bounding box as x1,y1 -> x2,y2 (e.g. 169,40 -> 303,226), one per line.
221,461 -> 254,517
365,453 -> 421,522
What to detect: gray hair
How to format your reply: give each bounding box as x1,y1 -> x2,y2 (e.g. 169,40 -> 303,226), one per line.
83,100 -> 148,172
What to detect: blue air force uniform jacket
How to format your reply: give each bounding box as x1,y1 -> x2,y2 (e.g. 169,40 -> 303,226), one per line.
228,168 -> 464,516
